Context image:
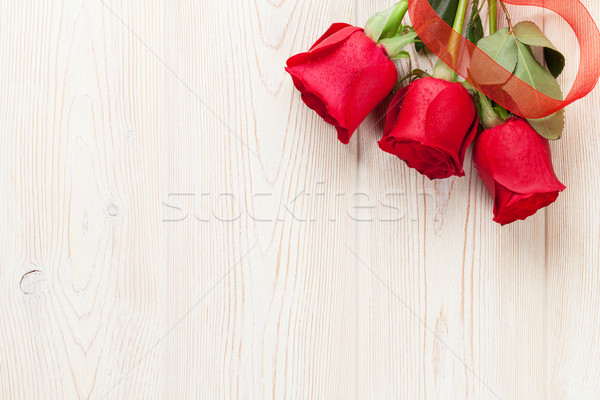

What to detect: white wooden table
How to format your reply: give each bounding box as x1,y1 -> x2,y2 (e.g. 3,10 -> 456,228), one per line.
0,1 -> 599,399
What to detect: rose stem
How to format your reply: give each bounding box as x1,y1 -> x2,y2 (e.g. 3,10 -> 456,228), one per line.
498,0 -> 515,32
450,0 -> 470,81
489,0 -> 497,34
452,0 -> 470,34
477,0 -> 513,129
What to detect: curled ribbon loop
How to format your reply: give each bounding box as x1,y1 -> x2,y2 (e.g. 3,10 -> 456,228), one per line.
409,0 -> 600,119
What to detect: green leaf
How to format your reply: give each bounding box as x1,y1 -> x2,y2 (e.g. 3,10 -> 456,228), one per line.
365,1 -> 408,43
415,0 -> 459,52
392,51 -> 411,60
527,110 -> 565,140
477,28 -> 518,73
493,105 -> 510,120
379,31 -> 420,59
513,21 -> 565,78
513,42 -> 565,139
513,42 -> 563,100
473,28 -> 518,84
466,0 -> 484,44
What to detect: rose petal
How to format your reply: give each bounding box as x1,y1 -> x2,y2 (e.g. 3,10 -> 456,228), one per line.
473,117 -> 566,225
286,25 -> 362,67
309,23 -> 354,50
474,118 -> 566,195
493,183 -> 561,225
383,86 -> 409,136
424,83 -> 478,171
344,49 -> 398,138
378,137 -> 460,179
286,26 -> 398,143
379,77 -> 477,179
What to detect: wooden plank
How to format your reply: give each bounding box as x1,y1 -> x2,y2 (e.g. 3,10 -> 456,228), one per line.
545,0 -> 600,398
1,0 -> 599,399
355,2 -> 547,399
0,0 -> 165,398
162,0 -> 358,398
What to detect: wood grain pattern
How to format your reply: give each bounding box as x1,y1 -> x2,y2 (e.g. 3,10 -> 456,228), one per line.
0,0 -> 598,399
0,0 -> 165,398
163,1 -> 357,399
545,4 -> 600,398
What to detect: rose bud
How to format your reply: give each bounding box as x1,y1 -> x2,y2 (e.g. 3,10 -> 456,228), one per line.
285,23 -> 398,144
378,76 -> 479,179
473,117 -> 566,226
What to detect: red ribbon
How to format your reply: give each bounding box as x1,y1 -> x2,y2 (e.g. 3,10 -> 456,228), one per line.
408,0 -> 600,119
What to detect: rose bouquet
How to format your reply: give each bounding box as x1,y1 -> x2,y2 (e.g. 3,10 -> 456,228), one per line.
286,0 -> 600,225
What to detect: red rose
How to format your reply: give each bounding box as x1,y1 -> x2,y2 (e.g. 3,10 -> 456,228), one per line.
473,118 -> 566,226
286,23 -> 398,144
378,77 -> 479,179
